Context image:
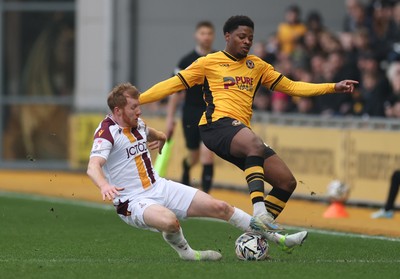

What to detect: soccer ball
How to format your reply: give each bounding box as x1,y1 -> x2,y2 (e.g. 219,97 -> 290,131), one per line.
235,232 -> 269,261
326,180 -> 350,202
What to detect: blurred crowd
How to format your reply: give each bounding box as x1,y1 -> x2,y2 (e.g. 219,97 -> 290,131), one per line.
252,0 -> 400,118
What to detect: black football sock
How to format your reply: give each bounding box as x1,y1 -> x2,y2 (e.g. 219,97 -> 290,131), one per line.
244,156 -> 265,215
201,164 -> 214,193
181,158 -> 190,185
264,187 -> 292,219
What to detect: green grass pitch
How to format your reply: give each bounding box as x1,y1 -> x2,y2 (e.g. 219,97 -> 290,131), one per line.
1,193 -> 400,279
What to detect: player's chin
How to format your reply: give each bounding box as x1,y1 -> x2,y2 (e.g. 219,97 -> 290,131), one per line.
240,49 -> 250,57
131,120 -> 138,128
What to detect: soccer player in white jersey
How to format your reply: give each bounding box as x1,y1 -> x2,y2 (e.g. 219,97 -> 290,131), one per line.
87,83 -> 307,261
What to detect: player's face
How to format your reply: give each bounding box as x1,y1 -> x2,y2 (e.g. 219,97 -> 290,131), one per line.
119,97 -> 141,128
225,25 -> 254,59
195,26 -> 215,50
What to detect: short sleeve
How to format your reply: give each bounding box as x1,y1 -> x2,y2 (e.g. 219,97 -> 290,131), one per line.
90,137 -> 112,160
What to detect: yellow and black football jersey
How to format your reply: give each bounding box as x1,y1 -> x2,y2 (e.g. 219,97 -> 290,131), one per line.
140,50 -> 336,127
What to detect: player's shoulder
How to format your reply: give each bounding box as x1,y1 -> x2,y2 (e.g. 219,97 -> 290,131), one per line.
94,115 -> 118,144
206,51 -> 224,59
199,51 -> 227,64
246,54 -> 267,63
246,54 -> 271,69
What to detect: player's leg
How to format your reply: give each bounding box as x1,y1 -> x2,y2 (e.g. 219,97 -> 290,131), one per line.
199,118 -> 280,230
181,108 -> 201,185
200,143 -> 214,193
262,154 -> 297,219
142,203 -> 221,261
186,190 -> 307,253
186,190 -> 251,231
371,169 -> 400,218
229,127 -> 270,215
384,170 -> 400,212
182,149 -> 199,185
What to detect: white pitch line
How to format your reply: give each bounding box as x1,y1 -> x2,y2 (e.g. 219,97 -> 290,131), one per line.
1,191 -> 399,243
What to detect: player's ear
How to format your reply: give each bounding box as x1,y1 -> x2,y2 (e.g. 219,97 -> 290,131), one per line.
224,32 -> 230,42
114,106 -> 121,116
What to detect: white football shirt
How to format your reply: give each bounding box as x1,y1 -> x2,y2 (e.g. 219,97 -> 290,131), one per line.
90,115 -> 159,203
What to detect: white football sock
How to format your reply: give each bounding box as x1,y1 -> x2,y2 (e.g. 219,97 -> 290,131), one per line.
228,207 -> 252,231
253,201 -> 267,216
162,227 -> 222,261
162,227 -> 196,259
262,231 -> 283,245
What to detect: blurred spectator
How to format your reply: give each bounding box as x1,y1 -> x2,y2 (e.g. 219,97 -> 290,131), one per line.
316,51 -> 356,115
391,1 -> 400,42
385,61 -> 400,117
355,51 -> 391,116
303,31 -> 322,57
343,0 -> 370,32
294,97 -> 319,115
306,10 -> 325,34
318,31 -> 343,55
277,4 -> 307,56
310,53 -> 327,82
368,0 -> 397,61
252,41 -> 268,60
386,60 -> 400,99
252,39 -> 278,65
353,27 -> 373,55
271,91 -> 292,114
387,2 -> 400,61
253,86 -> 271,111
385,98 -> 400,118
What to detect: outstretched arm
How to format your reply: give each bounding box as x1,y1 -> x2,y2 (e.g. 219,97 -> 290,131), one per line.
87,156 -> 124,201
139,76 -> 186,104
273,76 -> 358,97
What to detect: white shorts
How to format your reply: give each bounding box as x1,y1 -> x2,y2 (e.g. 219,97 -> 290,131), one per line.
118,178 -> 198,231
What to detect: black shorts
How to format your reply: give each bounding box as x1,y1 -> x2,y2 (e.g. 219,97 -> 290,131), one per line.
199,117 -> 276,170
182,105 -> 205,150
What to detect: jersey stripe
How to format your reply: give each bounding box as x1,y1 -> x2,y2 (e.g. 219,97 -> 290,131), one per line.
142,152 -> 156,184
203,78 -> 215,124
123,127 -> 153,189
122,128 -> 136,143
132,128 -> 143,140
177,73 -> 190,89
270,74 -> 284,91
134,155 -> 151,189
222,51 -> 238,61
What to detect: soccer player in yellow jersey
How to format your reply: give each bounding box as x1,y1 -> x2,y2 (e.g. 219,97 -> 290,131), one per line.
139,16 -> 358,231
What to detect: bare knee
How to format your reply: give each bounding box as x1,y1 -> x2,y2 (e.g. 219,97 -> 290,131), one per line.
248,137 -> 266,157
272,175 -> 297,193
144,210 -> 180,233
210,200 -> 233,220
160,211 -> 180,233
285,176 -> 297,192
